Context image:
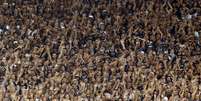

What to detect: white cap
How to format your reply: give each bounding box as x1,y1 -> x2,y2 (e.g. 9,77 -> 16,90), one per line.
164,51 -> 168,54
60,23 -> 65,29
145,10 -> 149,14
6,25 -> 10,30
140,51 -> 145,54
17,25 -> 20,29
187,14 -> 192,20
103,10 -> 107,12
89,15 -> 94,18
105,92 -> 111,98
3,57 -> 6,60
17,60 -> 21,64
162,96 -> 168,101
35,98 -> 40,101
25,54 -> 31,58
13,41 -> 18,44
179,44 -> 186,48
55,64 -> 59,67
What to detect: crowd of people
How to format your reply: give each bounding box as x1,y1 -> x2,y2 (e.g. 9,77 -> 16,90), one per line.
0,0 -> 201,100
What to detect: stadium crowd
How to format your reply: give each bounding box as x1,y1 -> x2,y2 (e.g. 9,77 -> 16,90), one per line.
0,0 -> 201,100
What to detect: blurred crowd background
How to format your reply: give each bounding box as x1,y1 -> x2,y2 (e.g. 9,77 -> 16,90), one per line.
0,0 -> 201,100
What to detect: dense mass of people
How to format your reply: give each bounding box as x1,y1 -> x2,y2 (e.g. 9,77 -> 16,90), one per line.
0,0 -> 201,100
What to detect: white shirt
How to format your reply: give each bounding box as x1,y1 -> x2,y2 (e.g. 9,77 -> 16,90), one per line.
194,31 -> 199,38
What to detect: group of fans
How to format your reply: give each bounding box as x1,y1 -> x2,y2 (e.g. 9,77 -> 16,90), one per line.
0,0 -> 201,100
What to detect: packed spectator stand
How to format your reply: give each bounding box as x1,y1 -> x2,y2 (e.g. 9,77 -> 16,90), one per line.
0,0 -> 201,100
